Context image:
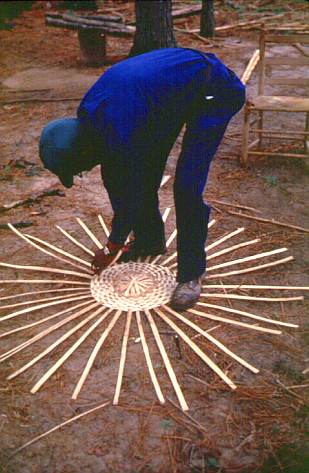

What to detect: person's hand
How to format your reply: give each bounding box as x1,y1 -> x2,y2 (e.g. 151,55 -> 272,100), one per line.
91,241 -> 124,274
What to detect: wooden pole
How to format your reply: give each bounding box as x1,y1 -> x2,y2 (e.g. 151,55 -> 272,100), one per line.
241,49 -> 260,85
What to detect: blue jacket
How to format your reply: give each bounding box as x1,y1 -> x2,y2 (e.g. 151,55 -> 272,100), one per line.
78,47 -> 244,161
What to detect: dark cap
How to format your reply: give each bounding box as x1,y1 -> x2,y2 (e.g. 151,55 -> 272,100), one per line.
39,117 -> 84,188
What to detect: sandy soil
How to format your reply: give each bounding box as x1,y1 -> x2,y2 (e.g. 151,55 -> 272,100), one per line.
0,2 -> 308,472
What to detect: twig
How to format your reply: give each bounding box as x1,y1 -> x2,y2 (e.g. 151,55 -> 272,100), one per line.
167,398 -> 208,436
0,188 -> 65,213
224,210 -> 309,234
0,97 -> 82,105
0,221 -> 33,229
209,199 -> 261,214
10,401 -> 110,456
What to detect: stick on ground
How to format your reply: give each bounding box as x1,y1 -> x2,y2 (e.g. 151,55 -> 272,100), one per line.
11,401 -> 110,456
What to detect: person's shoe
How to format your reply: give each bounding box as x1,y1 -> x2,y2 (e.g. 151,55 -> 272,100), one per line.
120,239 -> 167,262
170,279 -> 201,311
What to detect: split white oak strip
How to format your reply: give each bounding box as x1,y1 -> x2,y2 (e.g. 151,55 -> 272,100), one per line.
207,248 -> 288,272
168,227 -> 246,270
0,300 -> 94,339
0,291 -> 91,310
98,214 -> 110,239
154,308 -> 237,390
136,311 -> 165,404
207,238 -> 261,260
8,305 -> 106,380
197,302 -> 299,328
160,175 -> 171,187
163,305 -> 259,373
206,227 -> 245,252
25,234 -> 92,268
188,308 -> 281,334
56,225 -> 95,256
71,309 -> 121,399
8,224 -> 91,274
113,311 -> 132,405
149,208 -> 172,264
203,284 -> 309,291
0,279 -> 89,286
0,262 -> 92,280
32,308 -> 114,394
0,301 -> 99,362
0,287 -> 91,302
76,218 -> 103,249
0,294 -> 93,323
161,219 -> 216,266
151,229 -> 177,265
207,256 -> 294,279
200,293 -> 303,302
145,310 -> 189,411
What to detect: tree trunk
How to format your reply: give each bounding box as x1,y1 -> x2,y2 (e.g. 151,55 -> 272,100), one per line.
78,29 -> 106,66
130,0 -> 177,57
200,0 -> 215,38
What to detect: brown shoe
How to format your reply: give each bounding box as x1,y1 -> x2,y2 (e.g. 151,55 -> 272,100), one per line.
170,279 -> 201,311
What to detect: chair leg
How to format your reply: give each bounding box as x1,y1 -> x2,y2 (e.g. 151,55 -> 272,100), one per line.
305,112 -> 309,155
257,110 -> 264,149
240,106 -> 250,168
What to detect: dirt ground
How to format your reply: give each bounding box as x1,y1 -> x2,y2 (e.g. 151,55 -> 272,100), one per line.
0,1 -> 308,472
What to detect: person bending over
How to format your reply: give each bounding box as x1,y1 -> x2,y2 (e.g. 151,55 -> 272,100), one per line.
39,47 -> 245,310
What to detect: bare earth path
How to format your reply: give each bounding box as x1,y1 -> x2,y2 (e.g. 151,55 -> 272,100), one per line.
0,2 -> 308,472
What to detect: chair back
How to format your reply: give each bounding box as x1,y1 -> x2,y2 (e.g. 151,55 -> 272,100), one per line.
258,29 -> 309,95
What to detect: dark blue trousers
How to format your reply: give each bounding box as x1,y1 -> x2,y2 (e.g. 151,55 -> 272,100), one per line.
103,78 -> 245,283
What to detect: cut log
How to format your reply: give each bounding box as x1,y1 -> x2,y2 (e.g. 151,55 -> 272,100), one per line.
45,16 -> 135,36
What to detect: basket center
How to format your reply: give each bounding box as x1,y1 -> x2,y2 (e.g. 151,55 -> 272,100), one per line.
90,262 -> 177,311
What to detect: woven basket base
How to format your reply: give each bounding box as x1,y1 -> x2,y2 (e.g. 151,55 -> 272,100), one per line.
90,262 -> 177,311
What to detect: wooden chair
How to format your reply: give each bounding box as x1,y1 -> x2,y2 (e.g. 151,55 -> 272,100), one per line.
241,30 -> 309,167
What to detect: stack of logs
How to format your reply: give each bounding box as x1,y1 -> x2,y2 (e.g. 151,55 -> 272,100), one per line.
45,12 -> 135,65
